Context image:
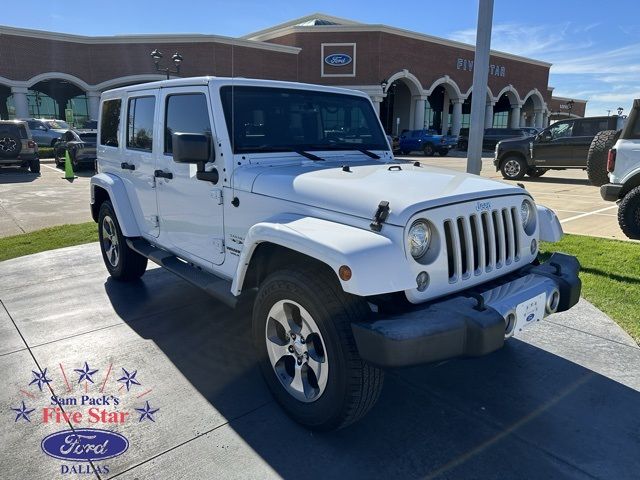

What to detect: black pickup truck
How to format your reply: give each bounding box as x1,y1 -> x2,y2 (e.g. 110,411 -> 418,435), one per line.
494,116 -> 623,180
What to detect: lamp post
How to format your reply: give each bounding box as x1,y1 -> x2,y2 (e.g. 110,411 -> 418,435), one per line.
617,107 -> 624,116
566,99 -> 574,119
151,49 -> 183,80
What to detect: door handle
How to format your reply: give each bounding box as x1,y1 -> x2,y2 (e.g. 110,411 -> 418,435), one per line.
154,170 -> 173,179
120,162 -> 135,171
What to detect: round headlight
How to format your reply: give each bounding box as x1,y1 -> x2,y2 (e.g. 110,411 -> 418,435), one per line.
520,200 -> 536,233
408,220 -> 431,259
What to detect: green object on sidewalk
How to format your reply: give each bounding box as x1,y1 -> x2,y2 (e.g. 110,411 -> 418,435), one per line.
64,150 -> 75,179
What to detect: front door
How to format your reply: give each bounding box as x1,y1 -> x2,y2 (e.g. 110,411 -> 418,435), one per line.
533,121 -> 574,167
155,87 -> 225,266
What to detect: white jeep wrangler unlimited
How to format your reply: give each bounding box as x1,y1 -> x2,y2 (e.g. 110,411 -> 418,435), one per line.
601,98 -> 640,239
90,77 -> 581,430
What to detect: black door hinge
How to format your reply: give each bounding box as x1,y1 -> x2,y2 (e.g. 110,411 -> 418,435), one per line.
370,201 -> 390,232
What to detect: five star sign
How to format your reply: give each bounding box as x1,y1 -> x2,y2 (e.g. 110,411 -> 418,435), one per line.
29,368 -> 52,391
135,401 -> 159,422
74,362 -> 99,384
117,368 -> 141,391
11,401 -> 35,422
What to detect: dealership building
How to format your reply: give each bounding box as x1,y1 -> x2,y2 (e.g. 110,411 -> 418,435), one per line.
0,13 -> 586,136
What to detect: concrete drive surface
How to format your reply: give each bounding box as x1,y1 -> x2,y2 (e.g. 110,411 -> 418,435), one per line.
1,243 -> 639,479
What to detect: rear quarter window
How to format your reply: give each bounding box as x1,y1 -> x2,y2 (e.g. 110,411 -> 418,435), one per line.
100,99 -> 122,147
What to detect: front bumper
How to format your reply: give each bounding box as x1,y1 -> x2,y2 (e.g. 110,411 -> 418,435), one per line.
352,253 -> 581,367
600,183 -> 623,202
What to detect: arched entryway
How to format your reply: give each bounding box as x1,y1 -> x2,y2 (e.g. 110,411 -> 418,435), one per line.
522,90 -> 546,128
426,78 -> 463,134
27,79 -> 88,126
380,80 -> 413,135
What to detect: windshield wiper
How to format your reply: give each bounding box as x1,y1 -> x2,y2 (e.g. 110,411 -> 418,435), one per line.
355,148 -> 380,159
293,149 -> 324,161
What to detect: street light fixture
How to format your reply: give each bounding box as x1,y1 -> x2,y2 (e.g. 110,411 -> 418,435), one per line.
617,107 -> 624,116
566,99 -> 574,118
151,49 -> 183,80
380,79 -> 388,91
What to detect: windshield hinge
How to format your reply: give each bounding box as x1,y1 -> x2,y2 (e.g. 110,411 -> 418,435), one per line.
370,201 -> 390,232
210,189 -> 223,205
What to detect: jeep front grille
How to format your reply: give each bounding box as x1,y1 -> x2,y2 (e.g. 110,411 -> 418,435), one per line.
444,207 -> 521,282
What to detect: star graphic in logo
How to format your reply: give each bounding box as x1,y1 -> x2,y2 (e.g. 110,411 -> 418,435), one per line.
117,368 -> 141,391
11,401 -> 35,422
74,362 -> 99,384
29,368 -> 52,391
135,401 -> 159,422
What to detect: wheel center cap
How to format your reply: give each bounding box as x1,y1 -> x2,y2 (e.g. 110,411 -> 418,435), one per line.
292,341 -> 305,357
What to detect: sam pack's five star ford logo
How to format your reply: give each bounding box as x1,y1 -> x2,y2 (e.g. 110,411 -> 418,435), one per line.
10,360 -> 160,476
324,53 -> 352,66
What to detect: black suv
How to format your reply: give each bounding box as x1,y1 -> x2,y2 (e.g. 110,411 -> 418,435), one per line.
494,115 -> 622,180
0,120 -> 40,173
458,127 -> 530,151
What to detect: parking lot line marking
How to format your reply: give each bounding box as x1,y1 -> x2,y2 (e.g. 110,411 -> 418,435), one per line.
100,362 -> 113,393
41,164 -> 60,173
59,363 -> 71,392
560,205 -> 618,224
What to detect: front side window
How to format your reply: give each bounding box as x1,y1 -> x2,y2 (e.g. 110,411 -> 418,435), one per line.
46,120 -> 70,130
164,93 -> 212,154
220,86 -> 388,154
100,99 -> 121,147
127,96 -> 155,151
548,122 -> 572,140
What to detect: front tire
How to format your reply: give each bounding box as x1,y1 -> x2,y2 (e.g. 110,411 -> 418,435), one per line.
98,201 -> 148,281
618,186 -> 640,240
253,267 -> 384,430
500,156 -> 527,180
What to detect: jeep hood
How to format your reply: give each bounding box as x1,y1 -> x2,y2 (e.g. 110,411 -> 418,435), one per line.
247,162 -> 525,226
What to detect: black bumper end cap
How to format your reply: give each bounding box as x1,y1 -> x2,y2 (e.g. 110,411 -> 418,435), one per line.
600,183 -> 622,202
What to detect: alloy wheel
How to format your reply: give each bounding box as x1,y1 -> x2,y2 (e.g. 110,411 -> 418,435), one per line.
101,215 -> 120,267
265,299 -> 329,402
504,159 -> 521,178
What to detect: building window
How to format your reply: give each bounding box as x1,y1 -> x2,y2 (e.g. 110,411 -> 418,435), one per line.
100,99 -> 121,147
127,96 -> 155,151
493,111 -> 508,128
164,93 -> 212,154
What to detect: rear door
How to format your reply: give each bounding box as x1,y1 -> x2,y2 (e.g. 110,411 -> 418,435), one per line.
533,121 -> 574,166
154,87 -> 225,266
568,118 -> 612,166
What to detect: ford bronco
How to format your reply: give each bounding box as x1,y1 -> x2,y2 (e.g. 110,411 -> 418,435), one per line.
90,77 -> 581,430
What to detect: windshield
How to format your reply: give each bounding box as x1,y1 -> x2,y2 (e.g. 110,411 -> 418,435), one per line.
220,86 -> 388,154
46,120 -> 70,129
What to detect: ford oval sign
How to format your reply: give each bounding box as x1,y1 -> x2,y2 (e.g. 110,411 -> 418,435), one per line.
324,53 -> 352,66
41,428 -> 129,462
526,313 -> 535,323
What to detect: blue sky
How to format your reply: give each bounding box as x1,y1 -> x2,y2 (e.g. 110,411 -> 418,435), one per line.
4,0 -> 639,116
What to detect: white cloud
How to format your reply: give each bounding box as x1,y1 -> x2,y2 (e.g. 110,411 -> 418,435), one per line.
447,22 -> 640,116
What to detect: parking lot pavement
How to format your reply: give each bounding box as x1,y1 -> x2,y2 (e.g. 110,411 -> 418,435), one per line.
402,152 -> 626,241
1,243 -> 639,479
0,161 -> 93,237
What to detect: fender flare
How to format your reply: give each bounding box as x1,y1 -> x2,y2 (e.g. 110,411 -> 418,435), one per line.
232,214 -> 415,296
90,173 -> 140,237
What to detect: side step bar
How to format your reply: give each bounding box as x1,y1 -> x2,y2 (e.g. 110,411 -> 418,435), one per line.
126,238 -> 237,309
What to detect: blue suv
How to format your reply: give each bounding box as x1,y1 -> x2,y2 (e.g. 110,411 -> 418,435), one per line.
399,129 -> 458,156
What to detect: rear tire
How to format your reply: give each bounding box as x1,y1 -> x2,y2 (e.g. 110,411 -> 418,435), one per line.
587,130 -> 619,187
29,159 -> 40,173
618,186 -> 640,240
252,267 -> 384,431
500,156 -> 527,180
423,143 -> 435,157
98,201 -> 148,281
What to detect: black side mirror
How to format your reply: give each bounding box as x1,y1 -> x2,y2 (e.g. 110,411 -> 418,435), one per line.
172,132 -> 219,184
539,131 -> 552,142
172,132 -> 212,163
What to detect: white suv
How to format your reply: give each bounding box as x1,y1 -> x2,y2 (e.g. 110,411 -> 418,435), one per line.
601,98 -> 640,239
90,77 -> 581,430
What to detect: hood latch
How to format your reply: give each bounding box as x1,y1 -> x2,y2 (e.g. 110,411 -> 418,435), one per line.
370,201 -> 390,232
